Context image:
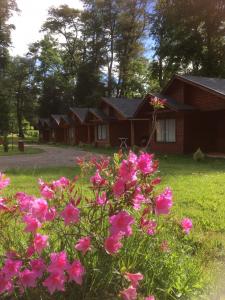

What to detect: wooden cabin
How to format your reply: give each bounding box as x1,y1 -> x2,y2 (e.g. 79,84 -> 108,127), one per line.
38,74 -> 225,154
142,75 -> 225,154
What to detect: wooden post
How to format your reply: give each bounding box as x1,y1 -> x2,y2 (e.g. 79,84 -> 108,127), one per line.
107,124 -> 110,146
87,125 -> 91,144
130,120 -> 135,147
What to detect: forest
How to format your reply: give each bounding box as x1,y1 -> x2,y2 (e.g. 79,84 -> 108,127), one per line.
0,0 -> 225,137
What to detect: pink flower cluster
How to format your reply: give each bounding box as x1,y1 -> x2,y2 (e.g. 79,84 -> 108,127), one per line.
0,173 -> 10,190
43,251 -> 85,294
120,272 -> 155,300
149,96 -> 166,110
0,151 -> 193,298
181,218 -> 193,234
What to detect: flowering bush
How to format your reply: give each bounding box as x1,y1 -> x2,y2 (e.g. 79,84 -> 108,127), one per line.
0,152 -> 204,299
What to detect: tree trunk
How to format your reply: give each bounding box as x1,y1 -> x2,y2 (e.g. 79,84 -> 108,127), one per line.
16,93 -> 24,138
3,134 -> 9,152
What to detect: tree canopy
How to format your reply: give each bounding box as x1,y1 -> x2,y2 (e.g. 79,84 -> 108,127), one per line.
1,0 -> 225,135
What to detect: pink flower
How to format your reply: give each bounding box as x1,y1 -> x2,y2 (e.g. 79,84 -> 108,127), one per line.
0,173 -> 10,190
26,245 -> 35,257
113,179 -> 126,198
109,211 -> 134,237
150,96 -> 166,109
40,185 -> 54,200
16,192 -> 34,212
30,258 -> 46,278
104,234 -> 123,254
75,237 -> 91,255
2,259 -> 22,279
124,272 -> 144,287
141,218 -> 157,235
90,170 -> 105,186
67,260 -> 85,285
61,203 -> 80,225
120,286 -> 137,300
145,296 -> 155,300
155,188 -> 173,215
0,272 -> 12,294
127,151 -> 137,164
52,177 -> 70,189
119,160 -> 137,183
43,272 -> 66,294
19,269 -> 37,288
31,198 -> 48,221
48,251 -> 68,273
132,188 -> 146,210
23,215 -> 41,233
181,218 -> 193,234
45,207 -> 56,221
0,197 -> 7,210
137,153 -> 155,175
34,233 -> 49,254
96,192 -> 107,206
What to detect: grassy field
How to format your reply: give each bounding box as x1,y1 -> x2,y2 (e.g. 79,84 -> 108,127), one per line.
4,154 -> 225,239
1,153 -> 225,297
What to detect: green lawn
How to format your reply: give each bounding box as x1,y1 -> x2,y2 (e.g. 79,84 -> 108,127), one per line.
4,154 -> 225,237
2,154 -> 225,296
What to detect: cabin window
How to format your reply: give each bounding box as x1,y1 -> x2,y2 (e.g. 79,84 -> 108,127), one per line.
69,128 -> 75,139
156,119 -> 176,142
97,124 -> 107,140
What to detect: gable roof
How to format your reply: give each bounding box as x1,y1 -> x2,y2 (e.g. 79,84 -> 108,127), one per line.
38,118 -> 51,128
165,75 -> 225,98
102,97 -> 143,118
69,107 -> 89,123
51,114 -> 67,125
89,108 -> 108,121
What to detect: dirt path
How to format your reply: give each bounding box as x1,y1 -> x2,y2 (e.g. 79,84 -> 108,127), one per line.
0,145 -> 99,171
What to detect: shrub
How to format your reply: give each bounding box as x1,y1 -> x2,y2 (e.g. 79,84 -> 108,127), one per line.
0,152 -> 206,299
193,148 -> 205,162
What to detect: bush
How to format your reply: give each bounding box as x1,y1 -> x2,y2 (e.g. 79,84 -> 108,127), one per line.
193,148 -> 205,162
0,152 -> 206,299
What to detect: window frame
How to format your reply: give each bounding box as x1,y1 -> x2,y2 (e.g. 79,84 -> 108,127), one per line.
156,119 -> 176,143
97,124 -> 107,141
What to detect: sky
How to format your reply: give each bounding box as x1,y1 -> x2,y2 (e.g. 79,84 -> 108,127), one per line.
10,0 -> 83,56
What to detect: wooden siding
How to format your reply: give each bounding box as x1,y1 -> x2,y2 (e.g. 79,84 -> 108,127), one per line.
183,84 -> 225,111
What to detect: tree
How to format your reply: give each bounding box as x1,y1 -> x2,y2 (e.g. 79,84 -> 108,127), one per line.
150,0 -> 225,86
28,35 -> 76,116
115,0 -> 149,97
42,5 -> 82,78
0,0 -> 18,71
8,56 -> 37,137
0,0 -> 17,151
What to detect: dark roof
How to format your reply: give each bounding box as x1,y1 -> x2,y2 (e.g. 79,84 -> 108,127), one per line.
177,75 -> 225,97
61,115 -> 73,125
89,108 -> 108,121
102,97 -> 143,118
152,92 -> 195,111
38,118 -> 51,127
51,114 -> 67,125
69,107 -> 89,123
